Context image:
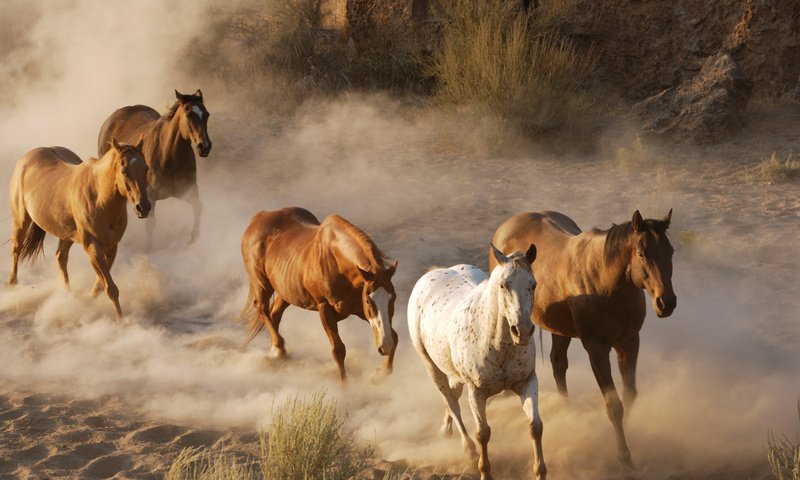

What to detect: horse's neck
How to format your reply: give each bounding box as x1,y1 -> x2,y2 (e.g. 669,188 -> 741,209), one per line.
155,115 -> 192,166
471,281 -> 507,349
576,231 -> 634,295
85,156 -> 125,210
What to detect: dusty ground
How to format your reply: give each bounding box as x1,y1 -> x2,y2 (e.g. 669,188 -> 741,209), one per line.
0,98 -> 798,480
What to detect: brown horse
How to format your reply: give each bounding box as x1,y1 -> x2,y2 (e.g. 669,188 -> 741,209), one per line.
241,207 -> 399,381
97,89 -> 211,248
8,139 -> 151,321
490,210 -> 676,469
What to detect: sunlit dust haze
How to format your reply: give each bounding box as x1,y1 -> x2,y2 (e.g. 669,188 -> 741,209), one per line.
0,1 -> 798,479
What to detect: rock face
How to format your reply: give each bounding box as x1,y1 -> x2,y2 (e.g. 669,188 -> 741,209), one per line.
633,53 -> 753,144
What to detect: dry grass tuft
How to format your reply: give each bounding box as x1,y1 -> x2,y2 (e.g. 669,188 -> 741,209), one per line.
427,0 -> 597,141
165,447 -> 255,480
614,135 -> 648,169
261,391 -> 372,480
766,401 -> 800,480
751,152 -> 800,184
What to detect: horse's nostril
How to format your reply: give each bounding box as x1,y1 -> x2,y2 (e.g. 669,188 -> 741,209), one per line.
656,297 -> 666,310
135,204 -> 143,213
378,347 -> 385,355
510,325 -> 520,337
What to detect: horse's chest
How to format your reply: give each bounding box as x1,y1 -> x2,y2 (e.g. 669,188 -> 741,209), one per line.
460,347 -> 534,392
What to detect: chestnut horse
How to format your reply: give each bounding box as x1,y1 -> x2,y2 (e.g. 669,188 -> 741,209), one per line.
240,207 -> 398,381
408,245 -> 545,480
8,139 -> 150,321
97,89 -> 211,248
490,210 -> 676,469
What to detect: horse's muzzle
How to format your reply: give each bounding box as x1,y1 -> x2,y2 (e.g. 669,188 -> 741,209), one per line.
135,202 -> 151,219
198,142 -> 212,157
655,294 -> 677,318
510,323 -> 532,346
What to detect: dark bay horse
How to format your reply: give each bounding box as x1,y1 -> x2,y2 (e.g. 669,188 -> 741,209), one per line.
241,207 -> 399,381
490,210 -> 676,469
8,139 -> 150,320
97,89 -> 211,248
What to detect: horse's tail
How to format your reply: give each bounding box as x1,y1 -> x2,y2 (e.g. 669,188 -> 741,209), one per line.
240,285 -> 263,345
19,222 -> 46,263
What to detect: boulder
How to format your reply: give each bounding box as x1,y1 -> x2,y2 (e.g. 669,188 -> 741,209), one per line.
634,52 -> 752,144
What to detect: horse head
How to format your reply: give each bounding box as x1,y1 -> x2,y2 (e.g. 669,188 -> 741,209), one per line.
490,243 -> 537,346
628,209 -> 676,317
175,89 -> 212,157
357,260 -> 398,356
110,136 -> 150,218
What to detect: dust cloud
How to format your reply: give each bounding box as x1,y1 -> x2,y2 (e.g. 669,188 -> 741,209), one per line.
0,1 -> 798,479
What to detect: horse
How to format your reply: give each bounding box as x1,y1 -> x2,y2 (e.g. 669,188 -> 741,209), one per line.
97,89 -> 211,248
240,207 -> 399,381
408,244 -> 545,480
7,138 -> 151,321
490,210 -> 676,469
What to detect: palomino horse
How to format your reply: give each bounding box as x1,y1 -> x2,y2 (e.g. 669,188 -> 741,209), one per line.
97,89 -> 211,248
8,139 -> 151,321
240,207 -> 398,381
408,245 -> 545,480
490,210 -> 676,469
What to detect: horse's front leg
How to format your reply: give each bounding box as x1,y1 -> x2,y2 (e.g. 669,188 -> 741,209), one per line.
90,243 -> 116,297
514,375 -> 547,480
615,334 -> 640,410
145,201 -> 157,252
185,186 -> 202,245
467,385 -> 493,480
85,241 -> 123,321
318,303 -> 347,382
583,338 -> 633,470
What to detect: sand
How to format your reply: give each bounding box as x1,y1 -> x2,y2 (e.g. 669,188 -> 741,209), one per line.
0,98 -> 798,480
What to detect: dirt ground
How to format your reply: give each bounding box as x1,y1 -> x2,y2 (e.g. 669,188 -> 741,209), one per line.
0,94 -> 798,480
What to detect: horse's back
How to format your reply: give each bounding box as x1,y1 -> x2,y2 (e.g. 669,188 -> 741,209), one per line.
242,208 -> 320,271
10,147 -> 82,228
491,211 -> 580,269
408,264 -> 485,348
97,105 -> 160,156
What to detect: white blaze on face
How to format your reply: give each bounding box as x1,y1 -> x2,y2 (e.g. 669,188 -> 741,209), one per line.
368,287 -> 394,353
191,105 -> 204,121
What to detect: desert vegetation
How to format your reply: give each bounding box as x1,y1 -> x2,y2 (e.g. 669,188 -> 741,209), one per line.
766,401 -> 800,480
750,152 -> 800,184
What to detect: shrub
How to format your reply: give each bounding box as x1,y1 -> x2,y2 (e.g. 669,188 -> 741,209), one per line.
751,152 -> 800,184
426,0 -> 597,140
261,391 -> 372,480
165,447 -> 255,480
766,401 -> 800,480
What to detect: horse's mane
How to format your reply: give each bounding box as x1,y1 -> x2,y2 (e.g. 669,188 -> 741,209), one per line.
600,218 -> 669,264
328,215 -> 390,270
600,222 -> 633,264
164,94 -> 203,120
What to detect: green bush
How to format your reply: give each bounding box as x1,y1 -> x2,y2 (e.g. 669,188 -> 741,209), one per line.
767,401 -> 800,480
427,0 -> 596,139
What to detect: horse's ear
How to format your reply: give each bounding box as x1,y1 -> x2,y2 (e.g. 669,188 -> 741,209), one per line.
663,208 -> 672,229
386,260 -> 398,277
110,137 -> 121,151
525,244 -> 537,265
134,134 -> 145,151
175,89 -> 186,102
358,266 -> 375,282
632,210 -> 644,232
491,243 -> 509,265
195,89 -> 203,99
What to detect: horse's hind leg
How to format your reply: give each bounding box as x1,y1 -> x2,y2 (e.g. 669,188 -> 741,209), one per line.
8,213 -> 30,285
266,295 -> 289,358
418,351 -> 476,457
515,375 -> 547,480
615,334 -> 640,410
55,239 -> 73,290
550,334 -> 572,398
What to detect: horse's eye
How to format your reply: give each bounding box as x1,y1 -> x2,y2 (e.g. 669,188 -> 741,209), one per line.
637,251 -> 645,259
